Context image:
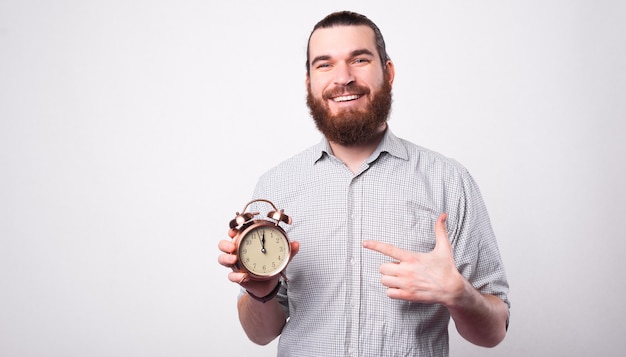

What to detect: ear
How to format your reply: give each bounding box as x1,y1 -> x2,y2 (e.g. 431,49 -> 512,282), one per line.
305,73 -> 310,89
385,60 -> 395,86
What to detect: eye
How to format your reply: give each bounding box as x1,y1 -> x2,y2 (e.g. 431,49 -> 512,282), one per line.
353,58 -> 371,65
316,62 -> 332,70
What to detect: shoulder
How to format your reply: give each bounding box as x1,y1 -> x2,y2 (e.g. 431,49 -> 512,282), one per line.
251,142 -> 323,199
394,135 -> 471,180
260,144 -> 320,179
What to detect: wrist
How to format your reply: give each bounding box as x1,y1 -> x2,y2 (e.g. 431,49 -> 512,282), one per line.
246,281 -> 281,303
445,277 -> 477,310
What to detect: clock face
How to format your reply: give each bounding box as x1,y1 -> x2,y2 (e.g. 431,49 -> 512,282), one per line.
238,224 -> 290,278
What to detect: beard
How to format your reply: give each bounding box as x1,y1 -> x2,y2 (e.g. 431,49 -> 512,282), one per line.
306,78 -> 393,146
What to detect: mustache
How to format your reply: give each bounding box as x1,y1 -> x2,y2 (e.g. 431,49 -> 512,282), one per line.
322,84 -> 371,100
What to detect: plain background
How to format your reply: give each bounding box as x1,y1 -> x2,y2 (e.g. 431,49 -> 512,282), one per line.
1,1 -> 625,356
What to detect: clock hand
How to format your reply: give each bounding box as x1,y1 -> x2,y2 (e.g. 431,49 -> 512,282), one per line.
260,232 -> 266,254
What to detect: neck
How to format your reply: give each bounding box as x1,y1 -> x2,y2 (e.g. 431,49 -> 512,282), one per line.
328,123 -> 387,173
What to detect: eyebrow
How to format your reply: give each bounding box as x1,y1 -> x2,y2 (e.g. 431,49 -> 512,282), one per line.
310,48 -> 376,67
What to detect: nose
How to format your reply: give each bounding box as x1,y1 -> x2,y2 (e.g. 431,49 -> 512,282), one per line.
333,62 -> 354,86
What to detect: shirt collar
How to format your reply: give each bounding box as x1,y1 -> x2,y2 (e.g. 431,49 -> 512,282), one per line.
312,126 -> 409,165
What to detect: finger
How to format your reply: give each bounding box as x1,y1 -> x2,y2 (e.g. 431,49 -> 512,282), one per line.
228,271 -> 248,285
217,240 -> 238,269
284,241 -> 300,266
362,240 -> 411,261
218,239 -> 236,254
227,228 -> 238,238
433,213 -> 451,253
217,252 -> 237,267
237,273 -> 248,284
289,241 -> 300,259
379,261 -> 401,276
380,273 -> 403,289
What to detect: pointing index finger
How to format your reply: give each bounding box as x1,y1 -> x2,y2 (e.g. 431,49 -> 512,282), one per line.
362,240 -> 410,261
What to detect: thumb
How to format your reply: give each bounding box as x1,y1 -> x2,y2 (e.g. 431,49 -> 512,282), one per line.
433,213 -> 451,252
288,241 -> 300,262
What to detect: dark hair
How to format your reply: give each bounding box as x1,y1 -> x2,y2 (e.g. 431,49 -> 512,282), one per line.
305,11 -> 391,75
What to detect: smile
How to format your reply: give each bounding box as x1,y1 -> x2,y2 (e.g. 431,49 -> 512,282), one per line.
332,94 -> 361,102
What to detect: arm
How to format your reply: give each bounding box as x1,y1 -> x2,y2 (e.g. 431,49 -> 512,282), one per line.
237,287 -> 288,345
447,285 -> 509,347
362,214 -> 509,347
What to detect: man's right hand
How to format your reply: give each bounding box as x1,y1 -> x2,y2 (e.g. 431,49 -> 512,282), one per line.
217,228 -> 300,298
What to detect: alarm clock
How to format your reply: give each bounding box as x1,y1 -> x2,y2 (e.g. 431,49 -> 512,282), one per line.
229,199 -> 292,281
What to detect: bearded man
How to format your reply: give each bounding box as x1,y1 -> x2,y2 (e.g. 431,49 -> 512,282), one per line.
218,10 -> 510,357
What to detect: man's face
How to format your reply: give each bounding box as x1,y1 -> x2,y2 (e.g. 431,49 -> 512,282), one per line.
306,25 -> 394,146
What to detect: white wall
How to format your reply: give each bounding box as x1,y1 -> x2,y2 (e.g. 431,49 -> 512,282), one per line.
1,1 -> 625,356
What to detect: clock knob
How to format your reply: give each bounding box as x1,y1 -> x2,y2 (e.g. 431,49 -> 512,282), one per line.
267,209 -> 292,225
229,212 -> 257,229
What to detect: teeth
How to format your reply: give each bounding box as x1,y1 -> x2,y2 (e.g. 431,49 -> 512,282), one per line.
333,95 -> 360,102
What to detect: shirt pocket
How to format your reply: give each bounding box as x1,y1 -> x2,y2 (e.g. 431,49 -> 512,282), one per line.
373,198 -> 438,254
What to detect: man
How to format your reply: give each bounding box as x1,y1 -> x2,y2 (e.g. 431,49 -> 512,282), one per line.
218,11 -> 510,356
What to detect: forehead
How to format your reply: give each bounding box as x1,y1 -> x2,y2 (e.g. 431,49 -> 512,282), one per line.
308,25 -> 378,59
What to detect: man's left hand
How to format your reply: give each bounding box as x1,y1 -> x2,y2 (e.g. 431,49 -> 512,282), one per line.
362,213 -> 464,305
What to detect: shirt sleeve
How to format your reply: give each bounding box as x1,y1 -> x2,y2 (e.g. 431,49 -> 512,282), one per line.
449,167 -> 510,308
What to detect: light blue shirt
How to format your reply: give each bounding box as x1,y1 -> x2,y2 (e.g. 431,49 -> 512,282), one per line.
248,127 -> 510,357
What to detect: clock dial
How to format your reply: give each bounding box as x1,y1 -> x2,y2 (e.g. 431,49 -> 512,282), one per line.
238,225 -> 290,278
